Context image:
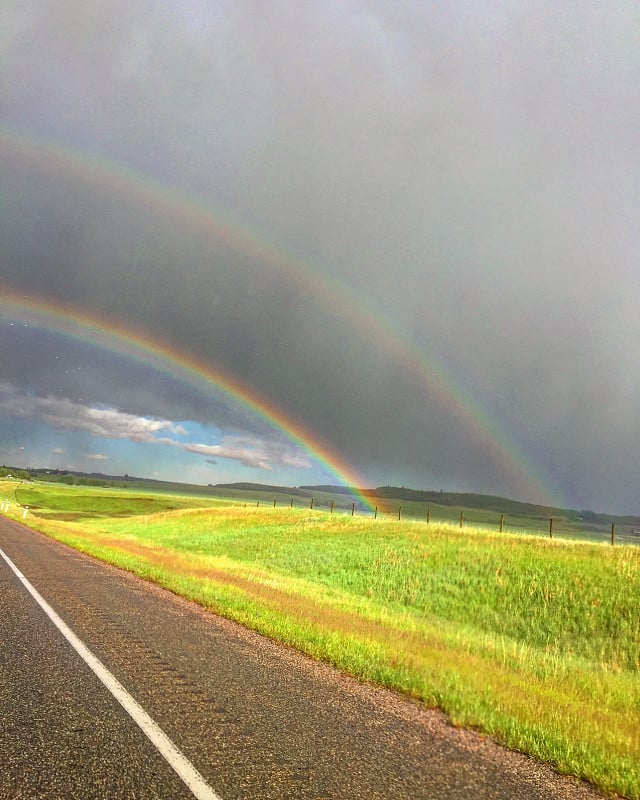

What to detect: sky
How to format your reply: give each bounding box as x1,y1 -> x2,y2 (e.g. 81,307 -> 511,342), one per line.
1,1 -> 639,513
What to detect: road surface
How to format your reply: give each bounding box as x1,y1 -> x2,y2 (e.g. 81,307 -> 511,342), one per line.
0,516 -> 605,799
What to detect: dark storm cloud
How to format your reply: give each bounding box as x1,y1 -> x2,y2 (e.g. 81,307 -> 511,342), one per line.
1,1 -> 639,510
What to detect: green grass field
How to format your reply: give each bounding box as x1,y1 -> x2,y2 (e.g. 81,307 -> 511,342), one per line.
2,479 -> 638,798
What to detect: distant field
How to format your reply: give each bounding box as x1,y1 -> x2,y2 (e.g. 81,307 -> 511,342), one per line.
22,472 -> 640,545
2,479 -> 638,798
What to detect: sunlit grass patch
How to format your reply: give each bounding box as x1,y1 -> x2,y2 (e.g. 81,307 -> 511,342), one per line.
13,485 -> 640,798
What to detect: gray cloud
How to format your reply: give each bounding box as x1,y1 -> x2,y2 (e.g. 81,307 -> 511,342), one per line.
1,1 -> 639,511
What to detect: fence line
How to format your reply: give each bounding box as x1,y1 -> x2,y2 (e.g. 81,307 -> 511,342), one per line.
236,494 -> 638,547
3,487 -> 636,547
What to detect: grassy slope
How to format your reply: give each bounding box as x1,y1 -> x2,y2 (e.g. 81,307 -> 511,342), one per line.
3,480 -> 639,798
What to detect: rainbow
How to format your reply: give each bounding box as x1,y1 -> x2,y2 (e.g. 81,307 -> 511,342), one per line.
1,125 -> 559,507
0,288 -> 375,509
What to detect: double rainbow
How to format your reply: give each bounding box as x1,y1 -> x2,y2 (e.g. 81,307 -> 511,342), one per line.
1,126 -> 557,507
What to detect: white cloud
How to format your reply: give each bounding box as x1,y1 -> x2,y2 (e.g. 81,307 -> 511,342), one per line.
181,434 -> 312,471
0,383 -> 183,442
0,383 -> 311,472
182,441 -> 271,470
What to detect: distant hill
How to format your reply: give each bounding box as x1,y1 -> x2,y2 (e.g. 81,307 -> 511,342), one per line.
299,484 -> 359,496
29,468 -> 218,496
365,486 -> 566,518
215,482 -> 309,497
303,484 -> 640,526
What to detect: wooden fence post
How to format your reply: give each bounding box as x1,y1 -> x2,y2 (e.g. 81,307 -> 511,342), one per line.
374,506 -> 378,519
398,506 -> 402,521
351,502 -> 355,517
500,513 -> 504,533
330,500 -> 334,514
310,498 -> 314,510
426,508 -> 430,524
611,523 -> 615,546
459,511 -> 464,528
273,498 -> 277,507
549,518 -> 553,538
290,498 -> 293,508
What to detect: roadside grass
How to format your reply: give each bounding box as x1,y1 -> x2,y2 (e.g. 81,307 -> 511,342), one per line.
3,483 -> 638,798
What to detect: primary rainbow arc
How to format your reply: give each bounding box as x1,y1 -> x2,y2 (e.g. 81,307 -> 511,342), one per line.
0,289 -> 374,510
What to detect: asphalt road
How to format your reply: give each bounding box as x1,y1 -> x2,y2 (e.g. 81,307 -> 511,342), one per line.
0,516 -> 605,800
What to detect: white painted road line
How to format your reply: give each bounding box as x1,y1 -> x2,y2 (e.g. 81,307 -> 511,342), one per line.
0,546 -> 223,800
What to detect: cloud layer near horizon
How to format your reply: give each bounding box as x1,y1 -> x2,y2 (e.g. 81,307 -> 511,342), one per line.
0,384 -> 309,471
1,2 -> 639,511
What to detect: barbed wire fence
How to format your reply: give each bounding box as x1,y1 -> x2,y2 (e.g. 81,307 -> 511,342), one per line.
244,493 -> 640,547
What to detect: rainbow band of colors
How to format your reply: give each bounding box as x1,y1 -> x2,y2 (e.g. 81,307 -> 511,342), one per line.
0,289 -> 375,510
